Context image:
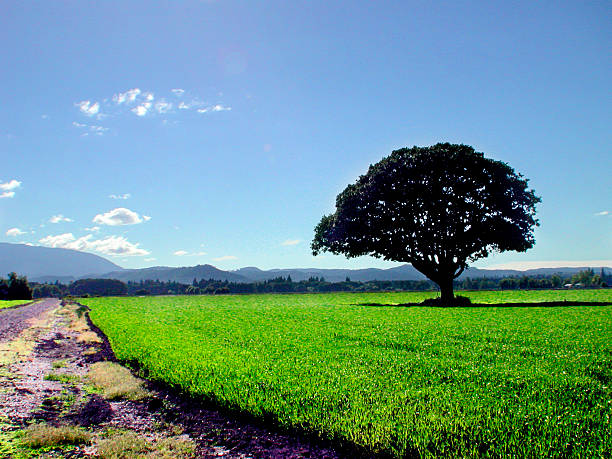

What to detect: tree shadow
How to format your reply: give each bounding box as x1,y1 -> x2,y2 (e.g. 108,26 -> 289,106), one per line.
354,301 -> 611,308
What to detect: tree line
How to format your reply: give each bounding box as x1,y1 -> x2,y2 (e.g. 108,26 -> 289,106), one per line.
0,272 -> 33,300
24,268 -> 611,298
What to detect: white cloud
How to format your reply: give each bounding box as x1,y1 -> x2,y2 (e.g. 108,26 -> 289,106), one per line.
76,100 -> 100,116
171,89 -> 185,96
109,193 -> 131,200
212,104 -> 231,112
281,239 -> 301,246
6,228 -> 25,236
144,257 -> 157,262
49,214 -> 73,224
178,102 -> 190,110
0,191 -> 15,199
174,250 -> 207,257
155,101 -> 172,114
197,104 -> 232,114
143,215 -> 152,221
0,179 -> 21,191
132,102 -> 152,117
93,207 -> 149,226
39,233 -> 149,256
594,210 -> 609,216
213,255 -> 238,262
144,92 -> 154,101
90,236 -> 149,256
39,233 -> 80,248
113,88 -> 141,104
72,121 -> 108,136
84,226 -> 100,232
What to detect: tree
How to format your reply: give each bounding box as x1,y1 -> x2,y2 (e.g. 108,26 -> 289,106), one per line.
7,272 -> 33,300
312,143 -> 540,304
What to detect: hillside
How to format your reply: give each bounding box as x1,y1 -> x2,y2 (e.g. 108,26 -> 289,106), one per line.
96,264 -> 249,284
0,243 -> 123,280
2,242 -> 608,285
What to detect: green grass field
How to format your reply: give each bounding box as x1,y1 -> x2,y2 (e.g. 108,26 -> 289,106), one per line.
0,299 -> 33,309
83,290 -> 612,457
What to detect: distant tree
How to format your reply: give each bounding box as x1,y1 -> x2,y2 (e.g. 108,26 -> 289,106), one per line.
312,144 -> 540,304
7,272 -> 32,300
0,278 -> 9,300
32,284 -> 62,298
69,278 -> 127,297
186,285 -> 201,295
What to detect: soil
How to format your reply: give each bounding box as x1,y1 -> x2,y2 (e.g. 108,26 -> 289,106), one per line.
0,300 -> 352,458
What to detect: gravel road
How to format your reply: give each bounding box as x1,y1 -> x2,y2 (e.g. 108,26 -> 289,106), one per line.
0,298 -> 59,342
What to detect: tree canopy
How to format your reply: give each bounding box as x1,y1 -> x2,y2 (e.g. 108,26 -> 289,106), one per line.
312,143 -> 541,303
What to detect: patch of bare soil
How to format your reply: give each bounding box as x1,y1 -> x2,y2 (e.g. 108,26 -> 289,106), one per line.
0,301 -> 351,458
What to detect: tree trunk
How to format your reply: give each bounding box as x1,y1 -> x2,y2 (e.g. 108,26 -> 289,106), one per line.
438,277 -> 455,305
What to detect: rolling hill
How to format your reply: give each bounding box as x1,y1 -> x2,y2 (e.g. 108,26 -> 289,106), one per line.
1,243 -> 608,284
0,243 -> 123,280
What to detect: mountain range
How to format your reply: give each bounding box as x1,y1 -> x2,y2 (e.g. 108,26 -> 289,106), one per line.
1,243 -> 608,284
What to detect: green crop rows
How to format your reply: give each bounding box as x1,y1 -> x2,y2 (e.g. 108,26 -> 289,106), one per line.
83,290 -> 612,457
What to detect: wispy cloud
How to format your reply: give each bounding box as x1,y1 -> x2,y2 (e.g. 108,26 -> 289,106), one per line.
155,100 -> 172,114
6,228 -> 25,236
213,255 -> 238,262
49,214 -> 73,224
39,233 -> 149,256
281,239 -> 301,246
0,180 -> 19,198
113,88 -> 142,104
76,100 -> 100,116
0,179 -> 21,197
73,88 -> 232,135
174,250 -> 207,256
132,102 -> 152,117
109,193 -> 131,200
594,210 -> 609,216
84,226 -> 100,232
93,207 -> 149,226
197,104 -> 232,114
144,257 -> 157,262
72,121 -> 108,136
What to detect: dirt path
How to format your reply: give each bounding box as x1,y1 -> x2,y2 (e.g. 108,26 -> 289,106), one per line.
0,299 -> 57,342
0,300 -> 348,458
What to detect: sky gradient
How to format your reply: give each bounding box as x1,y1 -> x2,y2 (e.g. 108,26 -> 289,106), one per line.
1,1 -> 610,271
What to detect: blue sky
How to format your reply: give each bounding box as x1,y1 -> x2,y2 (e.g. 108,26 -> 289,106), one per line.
1,1 -> 610,271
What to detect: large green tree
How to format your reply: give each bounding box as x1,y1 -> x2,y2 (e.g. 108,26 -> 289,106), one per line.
312,143 -> 540,304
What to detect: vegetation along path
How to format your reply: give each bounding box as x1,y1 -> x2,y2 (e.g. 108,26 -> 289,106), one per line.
0,298 -> 344,458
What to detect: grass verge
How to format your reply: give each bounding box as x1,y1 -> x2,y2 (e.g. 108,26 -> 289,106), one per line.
87,361 -> 149,400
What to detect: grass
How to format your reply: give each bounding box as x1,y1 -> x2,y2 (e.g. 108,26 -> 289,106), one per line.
83,290 -> 612,457
0,299 -> 33,309
44,372 -> 81,384
87,361 -> 150,400
52,359 -> 68,369
21,423 -> 91,448
96,430 -> 195,459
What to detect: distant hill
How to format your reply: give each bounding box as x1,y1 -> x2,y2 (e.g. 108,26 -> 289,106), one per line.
233,265 -> 609,283
0,243 -> 123,280
97,264 -> 249,284
2,242 -> 608,285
